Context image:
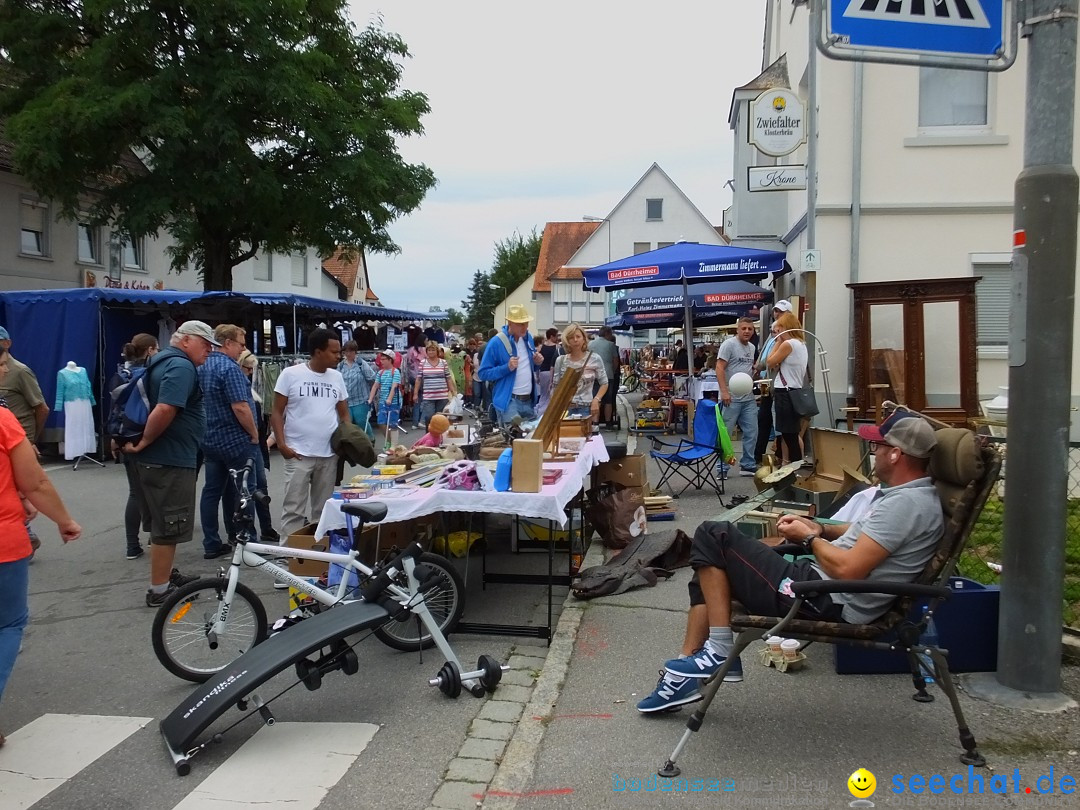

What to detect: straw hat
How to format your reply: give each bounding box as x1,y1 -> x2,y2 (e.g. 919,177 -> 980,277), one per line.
505,304 -> 533,323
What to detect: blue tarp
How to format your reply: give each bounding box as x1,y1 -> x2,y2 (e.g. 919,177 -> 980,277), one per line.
0,288 -> 439,440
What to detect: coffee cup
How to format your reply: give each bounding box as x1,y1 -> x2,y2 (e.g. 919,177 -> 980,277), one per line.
781,638 -> 801,662
766,636 -> 784,656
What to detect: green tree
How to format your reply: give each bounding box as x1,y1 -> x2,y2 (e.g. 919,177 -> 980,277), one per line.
490,227 -> 542,296
0,1 -> 436,291
461,269 -> 493,336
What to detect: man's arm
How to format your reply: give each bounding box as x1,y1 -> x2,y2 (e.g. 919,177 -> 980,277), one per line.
809,532 -> 891,581
336,399 -> 351,424
476,343 -> 513,382
715,356 -> 731,405
230,401 -> 259,443
124,403 -> 178,453
270,392 -> 296,458
32,401 -> 49,441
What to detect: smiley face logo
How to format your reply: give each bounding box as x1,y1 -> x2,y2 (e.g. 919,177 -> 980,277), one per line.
848,768 -> 876,799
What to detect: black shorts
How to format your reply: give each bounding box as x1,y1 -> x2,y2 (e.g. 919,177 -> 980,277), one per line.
134,463 -> 197,545
686,520 -> 844,620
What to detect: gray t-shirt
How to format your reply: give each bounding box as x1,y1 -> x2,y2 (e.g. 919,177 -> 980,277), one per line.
587,337 -> 620,380
717,337 -> 756,402
812,477 -> 943,624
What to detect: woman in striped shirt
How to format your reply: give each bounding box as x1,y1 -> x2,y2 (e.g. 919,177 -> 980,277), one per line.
413,340 -> 457,431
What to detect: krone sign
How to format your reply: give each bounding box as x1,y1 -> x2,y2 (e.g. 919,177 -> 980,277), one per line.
749,89 -> 805,157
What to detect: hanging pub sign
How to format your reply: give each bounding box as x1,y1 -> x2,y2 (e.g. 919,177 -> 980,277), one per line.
748,89 -> 805,158
748,165 -> 808,192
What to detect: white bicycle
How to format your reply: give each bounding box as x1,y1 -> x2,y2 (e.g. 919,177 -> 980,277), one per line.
151,461 -> 465,683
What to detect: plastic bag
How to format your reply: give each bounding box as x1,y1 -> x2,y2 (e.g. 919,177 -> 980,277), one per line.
327,530 -> 360,591
446,393 -> 465,416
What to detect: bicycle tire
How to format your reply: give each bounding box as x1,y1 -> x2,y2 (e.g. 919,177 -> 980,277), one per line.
373,552 -> 465,652
151,578 -> 268,683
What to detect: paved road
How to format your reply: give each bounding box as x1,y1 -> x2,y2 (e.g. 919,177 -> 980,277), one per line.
2,455 -> 557,809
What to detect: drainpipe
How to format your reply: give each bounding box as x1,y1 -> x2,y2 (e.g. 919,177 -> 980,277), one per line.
848,61 -> 864,394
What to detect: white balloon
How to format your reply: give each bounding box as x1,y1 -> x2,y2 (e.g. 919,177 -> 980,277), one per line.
728,372 -> 754,397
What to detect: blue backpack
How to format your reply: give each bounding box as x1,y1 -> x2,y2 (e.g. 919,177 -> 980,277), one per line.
107,365 -> 153,442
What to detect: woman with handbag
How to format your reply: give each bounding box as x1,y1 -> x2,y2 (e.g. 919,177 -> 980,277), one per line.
768,312 -> 810,464
552,323 -> 608,425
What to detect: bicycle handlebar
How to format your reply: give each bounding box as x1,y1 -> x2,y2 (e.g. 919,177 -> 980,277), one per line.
359,542 -> 424,602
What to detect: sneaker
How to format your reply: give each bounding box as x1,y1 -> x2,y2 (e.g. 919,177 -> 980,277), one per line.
273,580 -> 290,590
664,646 -> 743,681
739,467 -> 757,477
169,568 -> 199,587
637,670 -> 703,713
145,584 -> 177,607
715,465 -> 729,481
260,528 -> 281,544
203,545 -> 231,560
126,546 -> 144,560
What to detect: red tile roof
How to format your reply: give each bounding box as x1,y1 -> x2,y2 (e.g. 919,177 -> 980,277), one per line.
322,247 -> 361,291
532,222 -> 600,293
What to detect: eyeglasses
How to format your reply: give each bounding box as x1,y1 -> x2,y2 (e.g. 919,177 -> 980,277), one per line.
868,441 -> 882,452
229,338 -> 246,348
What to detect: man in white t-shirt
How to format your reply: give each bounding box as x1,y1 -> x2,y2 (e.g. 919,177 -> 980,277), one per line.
271,327 -> 350,539
716,317 -> 758,476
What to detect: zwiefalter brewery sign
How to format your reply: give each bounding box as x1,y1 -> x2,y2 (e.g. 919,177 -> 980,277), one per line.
749,89 -> 805,157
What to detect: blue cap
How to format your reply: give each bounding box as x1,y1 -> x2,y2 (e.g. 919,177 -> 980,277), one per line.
0,327 -> 10,340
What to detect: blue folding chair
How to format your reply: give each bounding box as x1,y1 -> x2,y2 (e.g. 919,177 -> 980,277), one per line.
649,399 -> 727,499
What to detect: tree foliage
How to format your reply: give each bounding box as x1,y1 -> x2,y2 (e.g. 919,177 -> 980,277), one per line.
460,269 -> 495,337
0,1 -> 436,291
490,228 -> 542,296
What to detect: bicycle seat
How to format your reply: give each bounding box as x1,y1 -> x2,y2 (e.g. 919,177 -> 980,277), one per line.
341,502 -> 388,523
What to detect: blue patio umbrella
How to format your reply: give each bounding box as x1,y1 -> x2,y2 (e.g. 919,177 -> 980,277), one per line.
582,242 -> 787,341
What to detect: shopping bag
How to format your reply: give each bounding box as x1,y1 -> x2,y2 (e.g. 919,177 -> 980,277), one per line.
586,488 -> 647,550
327,530 -> 360,592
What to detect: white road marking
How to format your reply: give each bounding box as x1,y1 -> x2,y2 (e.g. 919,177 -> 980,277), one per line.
0,713 -> 152,810
172,722 -> 378,810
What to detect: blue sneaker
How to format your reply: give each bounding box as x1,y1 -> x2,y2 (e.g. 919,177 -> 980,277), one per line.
636,670 -> 703,713
664,645 -> 743,681
715,464 -> 729,481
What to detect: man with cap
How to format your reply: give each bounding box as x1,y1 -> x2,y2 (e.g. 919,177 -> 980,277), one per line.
752,299 -> 793,464
123,320 -> 217,606
272,327 -> 349,540
476,304 -> 543,425
636,412 -> 943,712
0,326 -> 50,555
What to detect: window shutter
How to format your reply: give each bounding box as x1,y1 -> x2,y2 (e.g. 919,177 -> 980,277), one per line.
976,266 -> 1010,346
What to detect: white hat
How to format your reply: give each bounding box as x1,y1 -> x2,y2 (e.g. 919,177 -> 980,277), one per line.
774,299 -> 793,313
380,348 -> 396,360
175,320 -> 222,346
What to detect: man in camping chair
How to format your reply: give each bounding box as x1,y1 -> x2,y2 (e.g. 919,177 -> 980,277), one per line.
637,412 -> 944,712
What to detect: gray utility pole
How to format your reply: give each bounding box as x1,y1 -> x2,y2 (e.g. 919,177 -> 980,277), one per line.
999,0 -> 1078,695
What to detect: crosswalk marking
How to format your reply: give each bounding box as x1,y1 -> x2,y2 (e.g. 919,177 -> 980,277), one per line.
0,713 -> 152,810
172,722 -> 378,810
843,0 -> 991,28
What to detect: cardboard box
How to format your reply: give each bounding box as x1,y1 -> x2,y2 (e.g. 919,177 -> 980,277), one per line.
511,438 -> 543,492
834,577 -> 1000,674
594,454 -> 649,489
786,428 -> 870,513
443,424 -> 474,445
285,523 -> 330,577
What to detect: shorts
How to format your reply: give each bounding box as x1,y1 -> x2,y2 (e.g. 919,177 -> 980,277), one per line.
376,401 -> 401,428
134,463 -> 197,545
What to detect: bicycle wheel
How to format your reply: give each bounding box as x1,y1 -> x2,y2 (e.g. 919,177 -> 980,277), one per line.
152,578 -> 268,683
373,552 -> 465,651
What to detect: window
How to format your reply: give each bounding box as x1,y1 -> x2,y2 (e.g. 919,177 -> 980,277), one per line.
253,252 -> 271,281
77,220 -> 101,264
291,252 -> 307,286
657,241 -> 675,249
633,242 -> 651,255
975,263 -> 1011,349
20,197 -> 49,256
919,67 -> 988,129
121,236 -> 145,271
646,198 -> 663,221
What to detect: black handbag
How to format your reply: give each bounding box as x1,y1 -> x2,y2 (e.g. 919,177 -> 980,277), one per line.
779,369 -> 819,417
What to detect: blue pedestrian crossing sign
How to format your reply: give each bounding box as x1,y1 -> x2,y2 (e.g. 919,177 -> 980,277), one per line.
821,0 -> 1016,70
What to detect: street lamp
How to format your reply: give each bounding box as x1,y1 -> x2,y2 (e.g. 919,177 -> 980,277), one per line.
488,283 -> 505,324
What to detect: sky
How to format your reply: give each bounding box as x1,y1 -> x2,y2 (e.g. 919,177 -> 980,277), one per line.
346,1 -> 769,313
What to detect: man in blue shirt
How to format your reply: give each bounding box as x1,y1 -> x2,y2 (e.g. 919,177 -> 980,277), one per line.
476,305 -> 542,425
198,324 -> 263,559
123,320 -> 215,606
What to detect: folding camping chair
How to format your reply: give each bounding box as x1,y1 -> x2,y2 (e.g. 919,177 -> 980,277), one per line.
649,399 -> 727,500
658,415 -> 1002,777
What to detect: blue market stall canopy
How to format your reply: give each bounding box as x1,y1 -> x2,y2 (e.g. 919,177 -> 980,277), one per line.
582,242 -> 788,290
614,280 -> 772,314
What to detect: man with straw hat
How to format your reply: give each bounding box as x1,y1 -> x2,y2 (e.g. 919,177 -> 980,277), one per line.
476,304 -> 543,425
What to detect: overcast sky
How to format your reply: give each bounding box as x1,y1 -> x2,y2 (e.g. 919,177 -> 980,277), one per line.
346,1 -> 768,313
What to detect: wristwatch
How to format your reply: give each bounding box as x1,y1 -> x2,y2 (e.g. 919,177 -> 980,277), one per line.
801,532 -> 817,548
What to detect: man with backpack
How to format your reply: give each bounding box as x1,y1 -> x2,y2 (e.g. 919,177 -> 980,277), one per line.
476,305 -> 543,425
122,320 -> 216,606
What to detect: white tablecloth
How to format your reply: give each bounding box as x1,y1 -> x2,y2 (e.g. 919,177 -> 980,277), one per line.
315,435 -> 611,537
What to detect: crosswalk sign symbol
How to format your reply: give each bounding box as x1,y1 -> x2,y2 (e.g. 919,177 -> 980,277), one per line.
822,0 -> 1013,66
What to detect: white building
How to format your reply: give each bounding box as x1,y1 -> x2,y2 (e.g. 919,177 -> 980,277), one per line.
726,2 -> 1078,426
520,163 -> 725,334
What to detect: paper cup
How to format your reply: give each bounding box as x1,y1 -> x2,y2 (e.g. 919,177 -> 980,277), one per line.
781,638 -> 801,661
766,636 -> 784,655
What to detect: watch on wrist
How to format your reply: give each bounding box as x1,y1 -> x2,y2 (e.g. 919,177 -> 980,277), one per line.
802,533 -> 817,548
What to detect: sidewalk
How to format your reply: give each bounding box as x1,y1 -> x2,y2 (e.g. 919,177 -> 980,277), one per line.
426,405 -> 1080,809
